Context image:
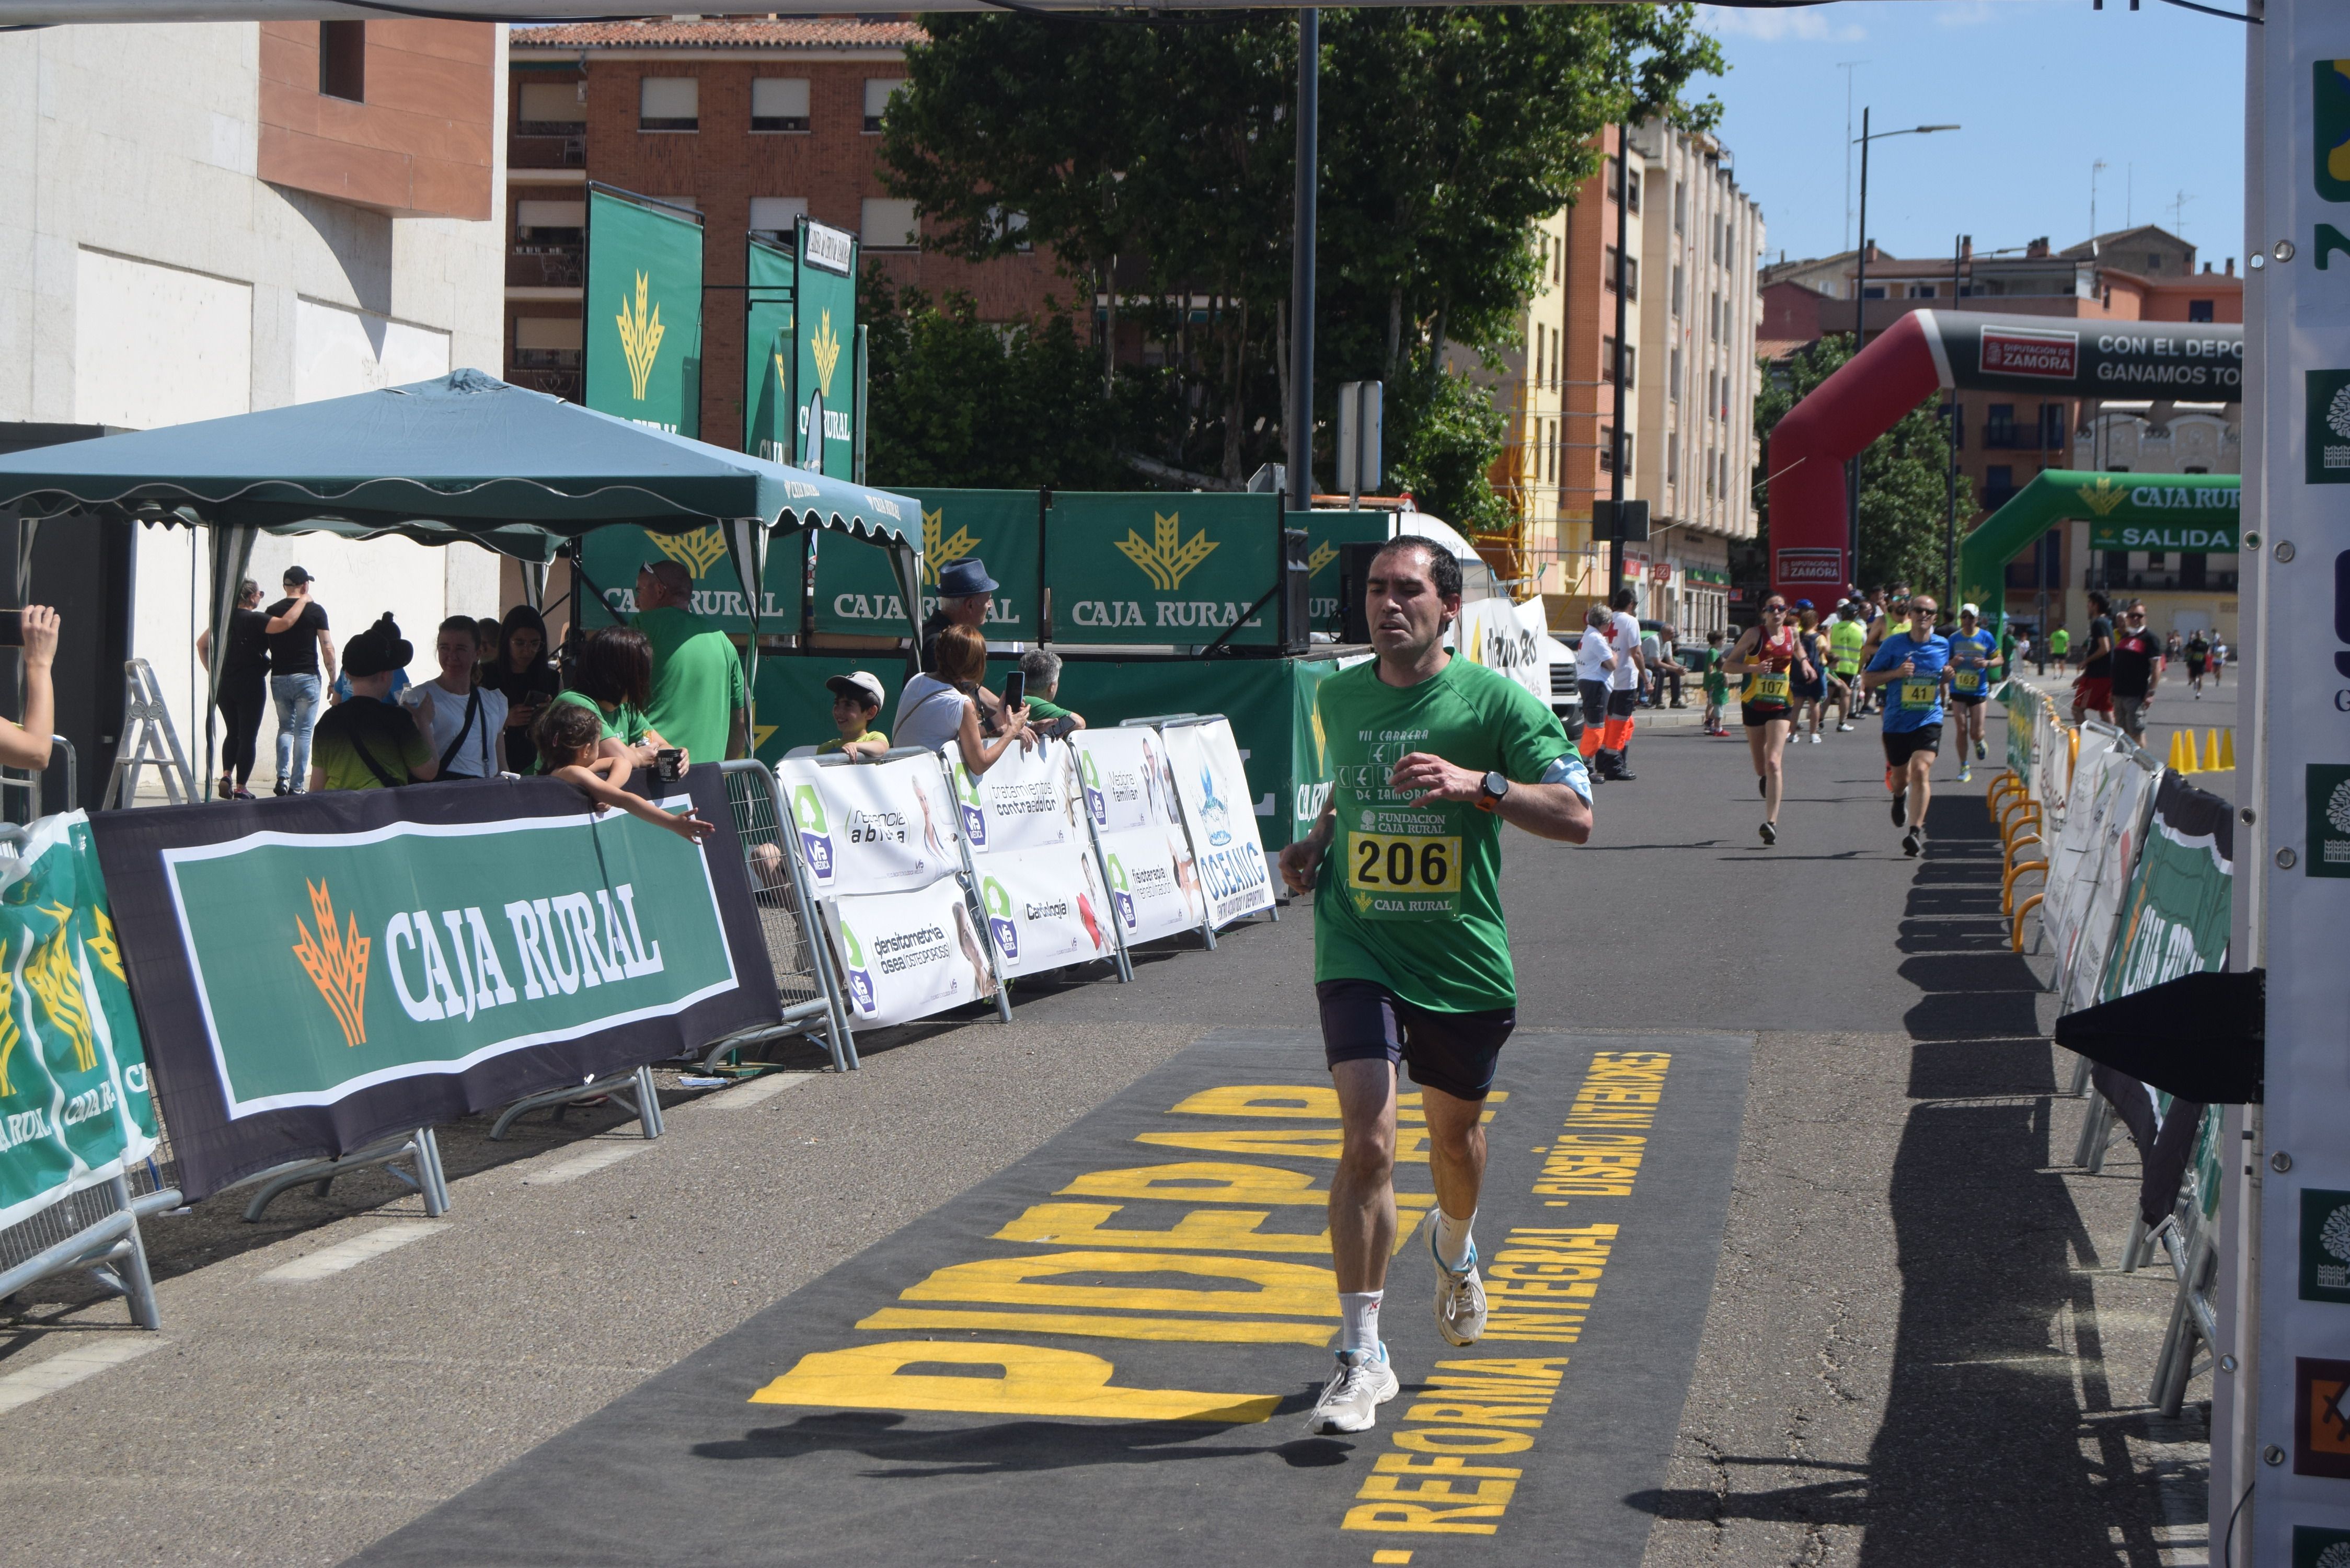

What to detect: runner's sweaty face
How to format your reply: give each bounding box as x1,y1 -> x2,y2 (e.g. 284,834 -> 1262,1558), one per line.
1365,547 -> 1456,662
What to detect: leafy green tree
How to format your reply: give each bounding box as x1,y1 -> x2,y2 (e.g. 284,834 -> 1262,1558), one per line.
860,278 -> 1139,490
1754,336 -> 1972,600
878,7 -> 1722,500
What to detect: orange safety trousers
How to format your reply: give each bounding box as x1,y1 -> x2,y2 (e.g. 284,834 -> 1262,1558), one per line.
1602,714 -> 1635,752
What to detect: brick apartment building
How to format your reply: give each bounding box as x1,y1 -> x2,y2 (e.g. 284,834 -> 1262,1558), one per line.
504,18 -> 1064,448
1758,224 -> 2242,636
1491,119 -> 1762,637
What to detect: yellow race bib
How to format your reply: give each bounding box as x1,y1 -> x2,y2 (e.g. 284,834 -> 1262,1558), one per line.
1346,832 -> 1462,897
1900,678 -> 1939,709
1746,672 -> 1791,705
1953,668 -> 1983,693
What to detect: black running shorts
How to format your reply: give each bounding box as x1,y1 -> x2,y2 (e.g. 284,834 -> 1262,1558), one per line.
1882,724 -> 1943,767
1317,978 -> 1515,1103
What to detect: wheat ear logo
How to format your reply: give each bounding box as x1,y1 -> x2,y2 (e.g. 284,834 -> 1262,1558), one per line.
0,939 -> 21,1098
293,880 -> 370,1048
651,526 -> 730,579
1116,511 -> 1219,592
87,907 -> 124,984
2074,477 -> 2129,518
616,271 -> 665,401
923,508 -> 979,587
1307,541 -> 1338,575
812,308 -> 844,398
26,905 -> 95,1073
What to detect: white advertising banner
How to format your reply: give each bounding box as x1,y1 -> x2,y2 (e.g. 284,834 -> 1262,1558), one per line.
1072,727 -> 1184,835
1097,824 -> 1207,946
2055,756 -> 2156,1018
2043,733 -> 2127,970
1164,719 -> 1274,926
2245,6 -> 2350,1553
948,740 -> 1078,857
1455,594 -> 1550,707
975,846 -> 1116,977
777,753 -> 959,896
825,880 -> 998,1028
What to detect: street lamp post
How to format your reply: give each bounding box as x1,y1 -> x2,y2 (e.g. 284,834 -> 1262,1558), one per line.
1847,112 -> 1960,586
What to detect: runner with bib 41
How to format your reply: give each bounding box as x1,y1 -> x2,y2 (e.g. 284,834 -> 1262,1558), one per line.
1277,535 -> 1593,1436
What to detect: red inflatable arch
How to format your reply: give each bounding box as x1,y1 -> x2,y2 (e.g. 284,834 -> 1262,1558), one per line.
1764,309 -> 2244,607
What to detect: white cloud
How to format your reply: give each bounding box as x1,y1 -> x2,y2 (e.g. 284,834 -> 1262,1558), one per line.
1697,4 -> 1867,43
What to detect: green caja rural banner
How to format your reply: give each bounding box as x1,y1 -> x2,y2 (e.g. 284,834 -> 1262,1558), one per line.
793,218 -> 859,479
2098,771 -> 2233,1004
1044,492 -> 1283,647
0,813 -> 159,1231
744,236 -> 794,464
585,188 -> 704,437
816,488 -> 1038,639
1294,510 -> 1389,636
577,523 -> 802,636
89,773 -> 777,1201
160,803 -> 738,1116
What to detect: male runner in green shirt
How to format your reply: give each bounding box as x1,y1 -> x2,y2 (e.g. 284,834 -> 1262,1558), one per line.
1278,535 -> 1593,1434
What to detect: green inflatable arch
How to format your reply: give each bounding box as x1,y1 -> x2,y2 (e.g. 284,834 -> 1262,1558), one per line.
1955,469 -> 2241,624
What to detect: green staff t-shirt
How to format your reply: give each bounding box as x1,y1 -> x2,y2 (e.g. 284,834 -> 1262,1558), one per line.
1312,655 -> 1574,1013
637,606 -> 747,765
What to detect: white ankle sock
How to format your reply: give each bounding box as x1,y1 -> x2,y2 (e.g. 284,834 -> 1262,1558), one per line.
1339,1290 -> 1383,1355
1434,1207 -> 1477,1271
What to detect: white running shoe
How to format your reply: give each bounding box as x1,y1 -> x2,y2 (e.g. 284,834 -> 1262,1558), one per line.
1810,732 -> 1823,744
1432,1232 -> 1488,1347
1308,1345 -> 1399,1434
1838,722 -> 1855,733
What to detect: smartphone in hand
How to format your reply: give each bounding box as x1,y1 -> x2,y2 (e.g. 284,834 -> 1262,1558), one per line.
1003,670 -> 1025,711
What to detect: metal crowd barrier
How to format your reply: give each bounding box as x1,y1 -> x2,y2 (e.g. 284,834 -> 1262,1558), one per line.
0,734 -> 76,819
2122,1109 -> 2225,1417
710,758 -> 857,1070
233,1127 -> 451,1221
1995,688 -> 2227,1415
0,1170 -> 176,1330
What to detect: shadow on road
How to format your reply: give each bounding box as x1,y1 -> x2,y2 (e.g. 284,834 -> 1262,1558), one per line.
1627,785 -> 2195,1565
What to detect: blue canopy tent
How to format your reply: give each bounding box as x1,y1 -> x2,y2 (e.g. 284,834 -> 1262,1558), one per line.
0,369 -> 924,793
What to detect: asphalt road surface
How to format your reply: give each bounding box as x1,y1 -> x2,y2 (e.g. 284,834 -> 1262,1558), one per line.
0,695 -> 2212,1567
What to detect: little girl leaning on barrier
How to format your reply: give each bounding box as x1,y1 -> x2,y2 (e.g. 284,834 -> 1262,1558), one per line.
534,701 -> 715,845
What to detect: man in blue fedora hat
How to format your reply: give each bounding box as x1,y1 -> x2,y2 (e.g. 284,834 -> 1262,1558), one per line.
923,556 -> 1000,674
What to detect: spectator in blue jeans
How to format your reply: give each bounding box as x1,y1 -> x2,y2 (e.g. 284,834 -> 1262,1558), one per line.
262,566 -> 338,794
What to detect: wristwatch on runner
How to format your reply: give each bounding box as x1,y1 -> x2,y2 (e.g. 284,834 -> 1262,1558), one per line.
1476,771 -> 1510,813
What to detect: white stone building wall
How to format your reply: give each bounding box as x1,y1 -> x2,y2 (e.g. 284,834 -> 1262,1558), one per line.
0,21 -> 506,789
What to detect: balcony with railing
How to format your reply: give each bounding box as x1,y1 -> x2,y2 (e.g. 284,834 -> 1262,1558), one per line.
510,121 -> 587,169
1981,423 -> 2064,451
509,239 -> 584,291
506,351 -> 582,402
2084,567 -> 2239,594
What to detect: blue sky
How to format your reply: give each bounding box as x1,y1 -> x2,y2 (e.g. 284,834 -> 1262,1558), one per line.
1690,0 -> 2250,273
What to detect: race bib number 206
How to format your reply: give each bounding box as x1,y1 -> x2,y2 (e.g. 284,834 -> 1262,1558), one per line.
1346,831 -> 1461,912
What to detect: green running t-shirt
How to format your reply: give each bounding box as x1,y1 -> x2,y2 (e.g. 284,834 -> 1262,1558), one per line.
1312,655 -> 1574,1014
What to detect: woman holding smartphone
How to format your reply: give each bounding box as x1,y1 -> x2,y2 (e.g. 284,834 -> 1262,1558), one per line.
894,624 -> 1031,775
482,605 -> 560,775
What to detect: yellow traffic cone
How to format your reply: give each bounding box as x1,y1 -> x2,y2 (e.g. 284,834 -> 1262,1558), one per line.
2168,731 -> 2193,771
2204,730 -> 2224,771
2219,728 -> 2236,769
